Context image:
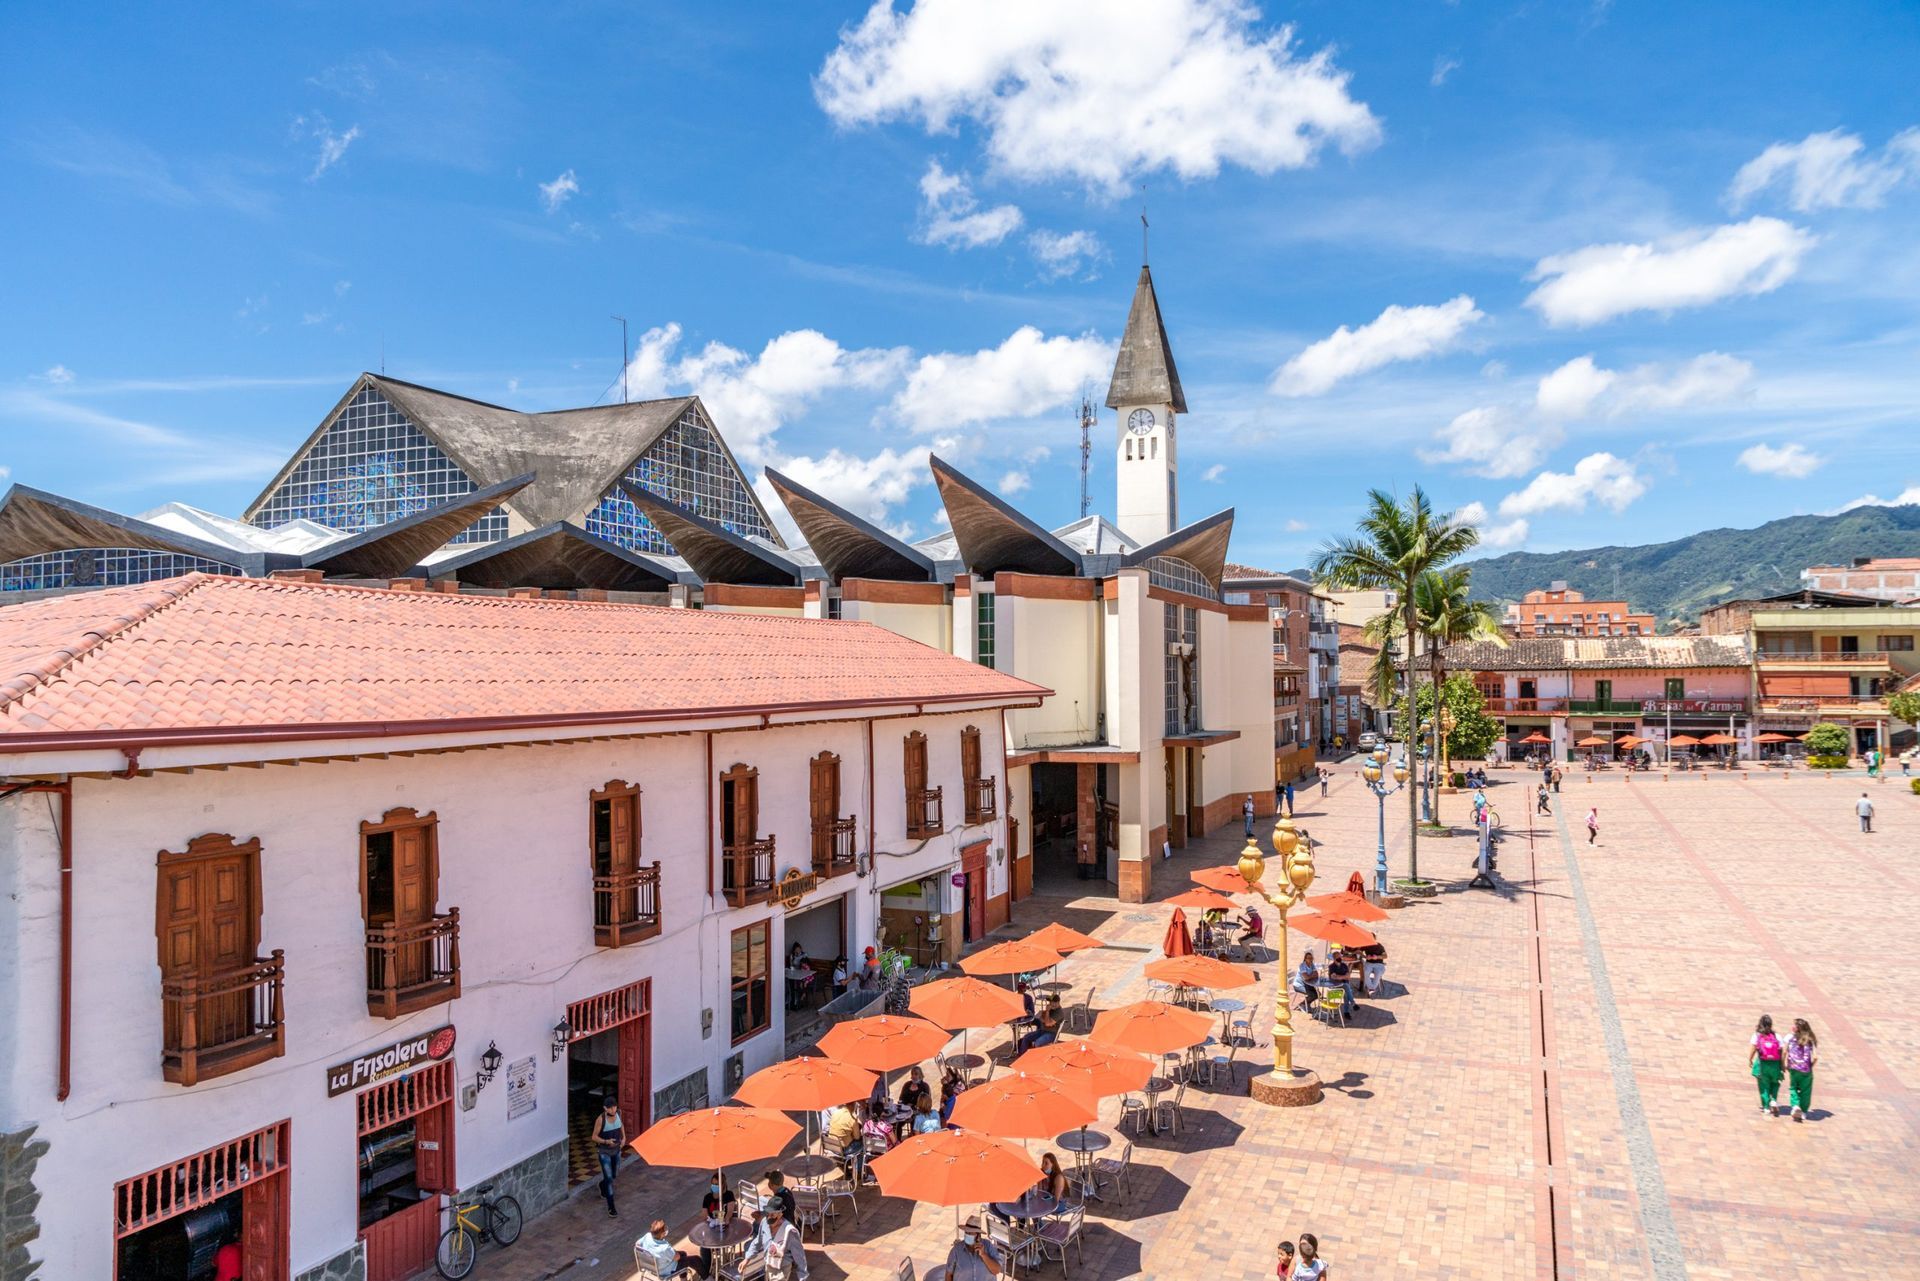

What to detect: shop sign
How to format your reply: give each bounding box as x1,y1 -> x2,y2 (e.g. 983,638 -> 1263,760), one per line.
327,1024 -> 456,1097
950,872 -> 966,888
1640,699 -> 1743,714
506,1056 -> 538,1120
778,867 -> 821,909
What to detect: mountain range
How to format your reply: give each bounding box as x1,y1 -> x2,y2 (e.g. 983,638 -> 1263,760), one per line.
1458,504 -> 1920,625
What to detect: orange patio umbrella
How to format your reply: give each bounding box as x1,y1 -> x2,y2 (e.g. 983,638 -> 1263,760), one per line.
1023,921 -> 1105,954
1668,734 -> 1703,747
1014,1038 -> 1153,1099
1616,735 -> 1647,747
1090,999 -> 1213,1055
1698,732 -> 1739,746
630,1106 -> 799,1189
1755,732 -> 1793,743
1575,735 -> 1610,747
1518,732 -> 1552,745
1288,912 -> 1378,950
1143,954 -> 1257,991
1190,865 -> 1253,895
869,1130 -> 1042,1210
958,938 -> 1062,977
1162,907 -> 1194,958
816,1015 -> 953,1073
1303,889 -> 1389,923
910,976 -> 1027,1030
735,1056 -> 875,1111
948,1071 -> 1096,1139
1164,886 -> 1238,911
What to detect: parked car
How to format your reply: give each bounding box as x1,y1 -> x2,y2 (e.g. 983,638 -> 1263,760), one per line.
1356,731 -> 1379,750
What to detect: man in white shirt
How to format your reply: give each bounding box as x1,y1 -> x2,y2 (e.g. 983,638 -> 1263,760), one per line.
750,1201 -> 808,1280
1857,792 -> 1874,833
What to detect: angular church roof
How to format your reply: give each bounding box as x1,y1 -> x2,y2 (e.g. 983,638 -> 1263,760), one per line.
0,485 -> 258,568
929,457 -> 1081,578
1104,266 -> 1187,413
300,474 -> 534,578
1122,508 -> 1236,593
762,468 -> 936,583
429,522 -> 681,591
618,483 -> 805,586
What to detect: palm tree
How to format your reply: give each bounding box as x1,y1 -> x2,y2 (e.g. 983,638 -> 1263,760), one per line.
1415,567 -> 1507,811
1312,488 -> 1480,884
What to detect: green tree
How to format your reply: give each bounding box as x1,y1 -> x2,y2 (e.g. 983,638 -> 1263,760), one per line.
1313,488 -> 1480,883
1399,675 -> 1503,768
1803,721 -> 1850,760
1889,690 -> 1920,729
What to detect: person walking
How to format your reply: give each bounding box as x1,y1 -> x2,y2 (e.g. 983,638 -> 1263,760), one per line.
1243,794 -> 1256,838
1856,792 -> 1874,833
1284,780 -> 1296,817
1585,806 -> 1599,845
1785,1018 -> 1819,1121
1750,1014 -> 1785,1115
1294,1233 -> 1329,1280
1276,1240 -> 1296,1278
1319,768 -> 1331,799
592,1095 -> 625,1217
1550,766 -> 1562,794
1536,783 -> 1551,816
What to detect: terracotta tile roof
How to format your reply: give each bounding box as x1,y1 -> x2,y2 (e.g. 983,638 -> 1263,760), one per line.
0,575 -> 1047,748
1442,634 -> 1751,672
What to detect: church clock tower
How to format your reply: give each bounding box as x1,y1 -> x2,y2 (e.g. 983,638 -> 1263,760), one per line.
1106,264 -> 1187,545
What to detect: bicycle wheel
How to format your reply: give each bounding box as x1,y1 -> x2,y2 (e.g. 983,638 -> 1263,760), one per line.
436,1224 -> 478,1279
490,1194 -> 523,1246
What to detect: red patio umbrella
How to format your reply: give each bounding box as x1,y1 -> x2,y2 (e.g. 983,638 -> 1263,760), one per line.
1162,908 -> 1193,958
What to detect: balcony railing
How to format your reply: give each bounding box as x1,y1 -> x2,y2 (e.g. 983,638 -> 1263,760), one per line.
1759,695 -> 1889,713
964,776 -> 998,824
907,786 -> 945,838
162,950 -> 286,1086
723,837 -> 777,907
594,862 -> 662,948
811,817 -> 858,875
1483,697 -> 1567,714
366,909 -> 461,1019
1756,650 -> 1892,666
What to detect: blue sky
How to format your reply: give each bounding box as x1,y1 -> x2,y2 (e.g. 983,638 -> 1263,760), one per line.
4,0 -> 1918,572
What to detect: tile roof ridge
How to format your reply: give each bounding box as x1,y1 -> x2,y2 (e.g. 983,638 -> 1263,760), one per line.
0,574 -> 208,712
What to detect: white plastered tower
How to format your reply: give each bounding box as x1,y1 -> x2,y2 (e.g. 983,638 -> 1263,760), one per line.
1106,265 -> 1188,545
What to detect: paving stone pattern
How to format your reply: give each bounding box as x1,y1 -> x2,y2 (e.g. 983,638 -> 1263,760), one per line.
467,767 -> 1919,1281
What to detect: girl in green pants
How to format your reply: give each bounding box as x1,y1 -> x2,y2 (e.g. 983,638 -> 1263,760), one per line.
1785,1019 -> 1819,1121
1749,1014 -> 1784,1115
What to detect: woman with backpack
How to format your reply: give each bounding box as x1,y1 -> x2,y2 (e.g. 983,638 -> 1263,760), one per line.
1749,1014 -> 1785,1115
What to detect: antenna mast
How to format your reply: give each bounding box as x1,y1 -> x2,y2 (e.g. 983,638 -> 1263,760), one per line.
612,315 -> 629,404
1077,394 -> 1095,518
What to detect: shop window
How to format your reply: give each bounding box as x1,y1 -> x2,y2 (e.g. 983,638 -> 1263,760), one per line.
731,920 -> 771,1042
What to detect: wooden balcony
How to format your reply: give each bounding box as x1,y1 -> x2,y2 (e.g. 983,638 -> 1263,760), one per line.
964,776 -> 998,824
1758,695 -> 1889,715
162,950 -> 286,1086
1483,697 -> 1567,715
366,909 -> 461,1019
724,837 -> 777,907
811,817 -> 857,875
1756,650 -> 1894,669
594,862 -> 662,948
907,786 -> 945,839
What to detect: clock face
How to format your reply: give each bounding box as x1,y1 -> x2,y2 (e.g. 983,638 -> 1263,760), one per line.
1127,408 -> 1156,435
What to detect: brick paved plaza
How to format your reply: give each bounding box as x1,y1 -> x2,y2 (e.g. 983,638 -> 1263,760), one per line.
494,763 -> 1919,1281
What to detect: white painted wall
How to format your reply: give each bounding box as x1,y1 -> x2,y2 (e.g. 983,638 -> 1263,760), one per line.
0,705 -> 1009,1278
843,600 -> 950,653
1002,594 -> 1099,750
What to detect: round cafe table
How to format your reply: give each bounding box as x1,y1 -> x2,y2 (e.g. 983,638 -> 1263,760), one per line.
1210,996 -> 1247,1044
990,1190 -> 1060,1223
944,1051 -> 988,1079
1054,1127 -> 1112,1200
782,1153 -> 840,1182
687,1217 -> 754,1280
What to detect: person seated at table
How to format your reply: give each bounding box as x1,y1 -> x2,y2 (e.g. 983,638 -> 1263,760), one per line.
830,956 -> 849,998
826,1101 -> 865,1179
789,941 -> 809,970
945,1215 -> 1006,1280
1018,994 -> 1061,1053
698,1178 -> 738,1274
911,1094 -> 942,1135
784,959 -> 815,1010
1237,904 -> 1266,947
1326,953 -> 1355,1013
759,1168 -> 797,1224
860,1100 -> 895,1159
1292,952 -> 1319,1009
1036,1151 -> 1069,1203
899,1065 -> 931,1113
1016,978 -> 1036,1020
938,1066 -> 967,1127
636,1219 -> 697,1275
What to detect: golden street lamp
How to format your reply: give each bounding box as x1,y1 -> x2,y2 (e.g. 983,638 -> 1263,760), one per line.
1238,814 -> 1321,1105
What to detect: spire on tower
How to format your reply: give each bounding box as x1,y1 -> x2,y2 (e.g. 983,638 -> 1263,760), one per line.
1104,266 -> 1187,413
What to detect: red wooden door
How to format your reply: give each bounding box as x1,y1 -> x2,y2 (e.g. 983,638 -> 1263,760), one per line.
961,728 -> 981,785
159,848 -> 256,1047
618,1017 -> 650,1136
361,1196 -> 439,1281
392,824 -> 433,988
240,1172 -> 288,1281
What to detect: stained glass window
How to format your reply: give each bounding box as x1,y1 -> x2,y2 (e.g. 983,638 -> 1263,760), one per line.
0,548 -> 239,593
248,386 -> 507,544
1144,555 -> 1214,600
583,406 -> 773,555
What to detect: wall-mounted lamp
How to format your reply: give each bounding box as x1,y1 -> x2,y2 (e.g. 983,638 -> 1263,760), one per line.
476,1041 -> 504,1092
550,1019 -> 573,1062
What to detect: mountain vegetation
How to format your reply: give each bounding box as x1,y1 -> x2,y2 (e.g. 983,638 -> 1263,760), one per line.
1460,504 -> 1920,625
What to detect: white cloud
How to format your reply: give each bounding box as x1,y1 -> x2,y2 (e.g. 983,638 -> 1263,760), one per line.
1737,442 -> 1823,478
816,0 -> 1381,195
539,169 -> 580,213
41,364 -> 74,384
916,160 -> 1023,248
1271,295 -> 1482,396
1283,517 -> 1309,532
292,114 -> 360,180
1201,464 -> 1227,483
300,310 -> 330,326
1727,128 -> 1920,212
767,445 -> 934,534
1028,229 -> 1105,280
625,323 -> 909,462
334,279 -> 352,297
1430,55 -> 1460,87
1419,406 -> 1558,479
1524,217 -> 1815,327
1832,485 -> 1920,513
1498,452 -> 1646,517
891,325 -> 1114,431
1535,352 -> 1754,420
1455,500 -> 1528,548
998,469 -> 1031,495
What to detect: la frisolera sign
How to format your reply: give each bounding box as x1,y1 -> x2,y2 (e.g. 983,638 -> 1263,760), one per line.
326,1025 -> 456,1097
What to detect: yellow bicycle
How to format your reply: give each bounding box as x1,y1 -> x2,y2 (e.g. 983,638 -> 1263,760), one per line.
435,1183 -> 522,1278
